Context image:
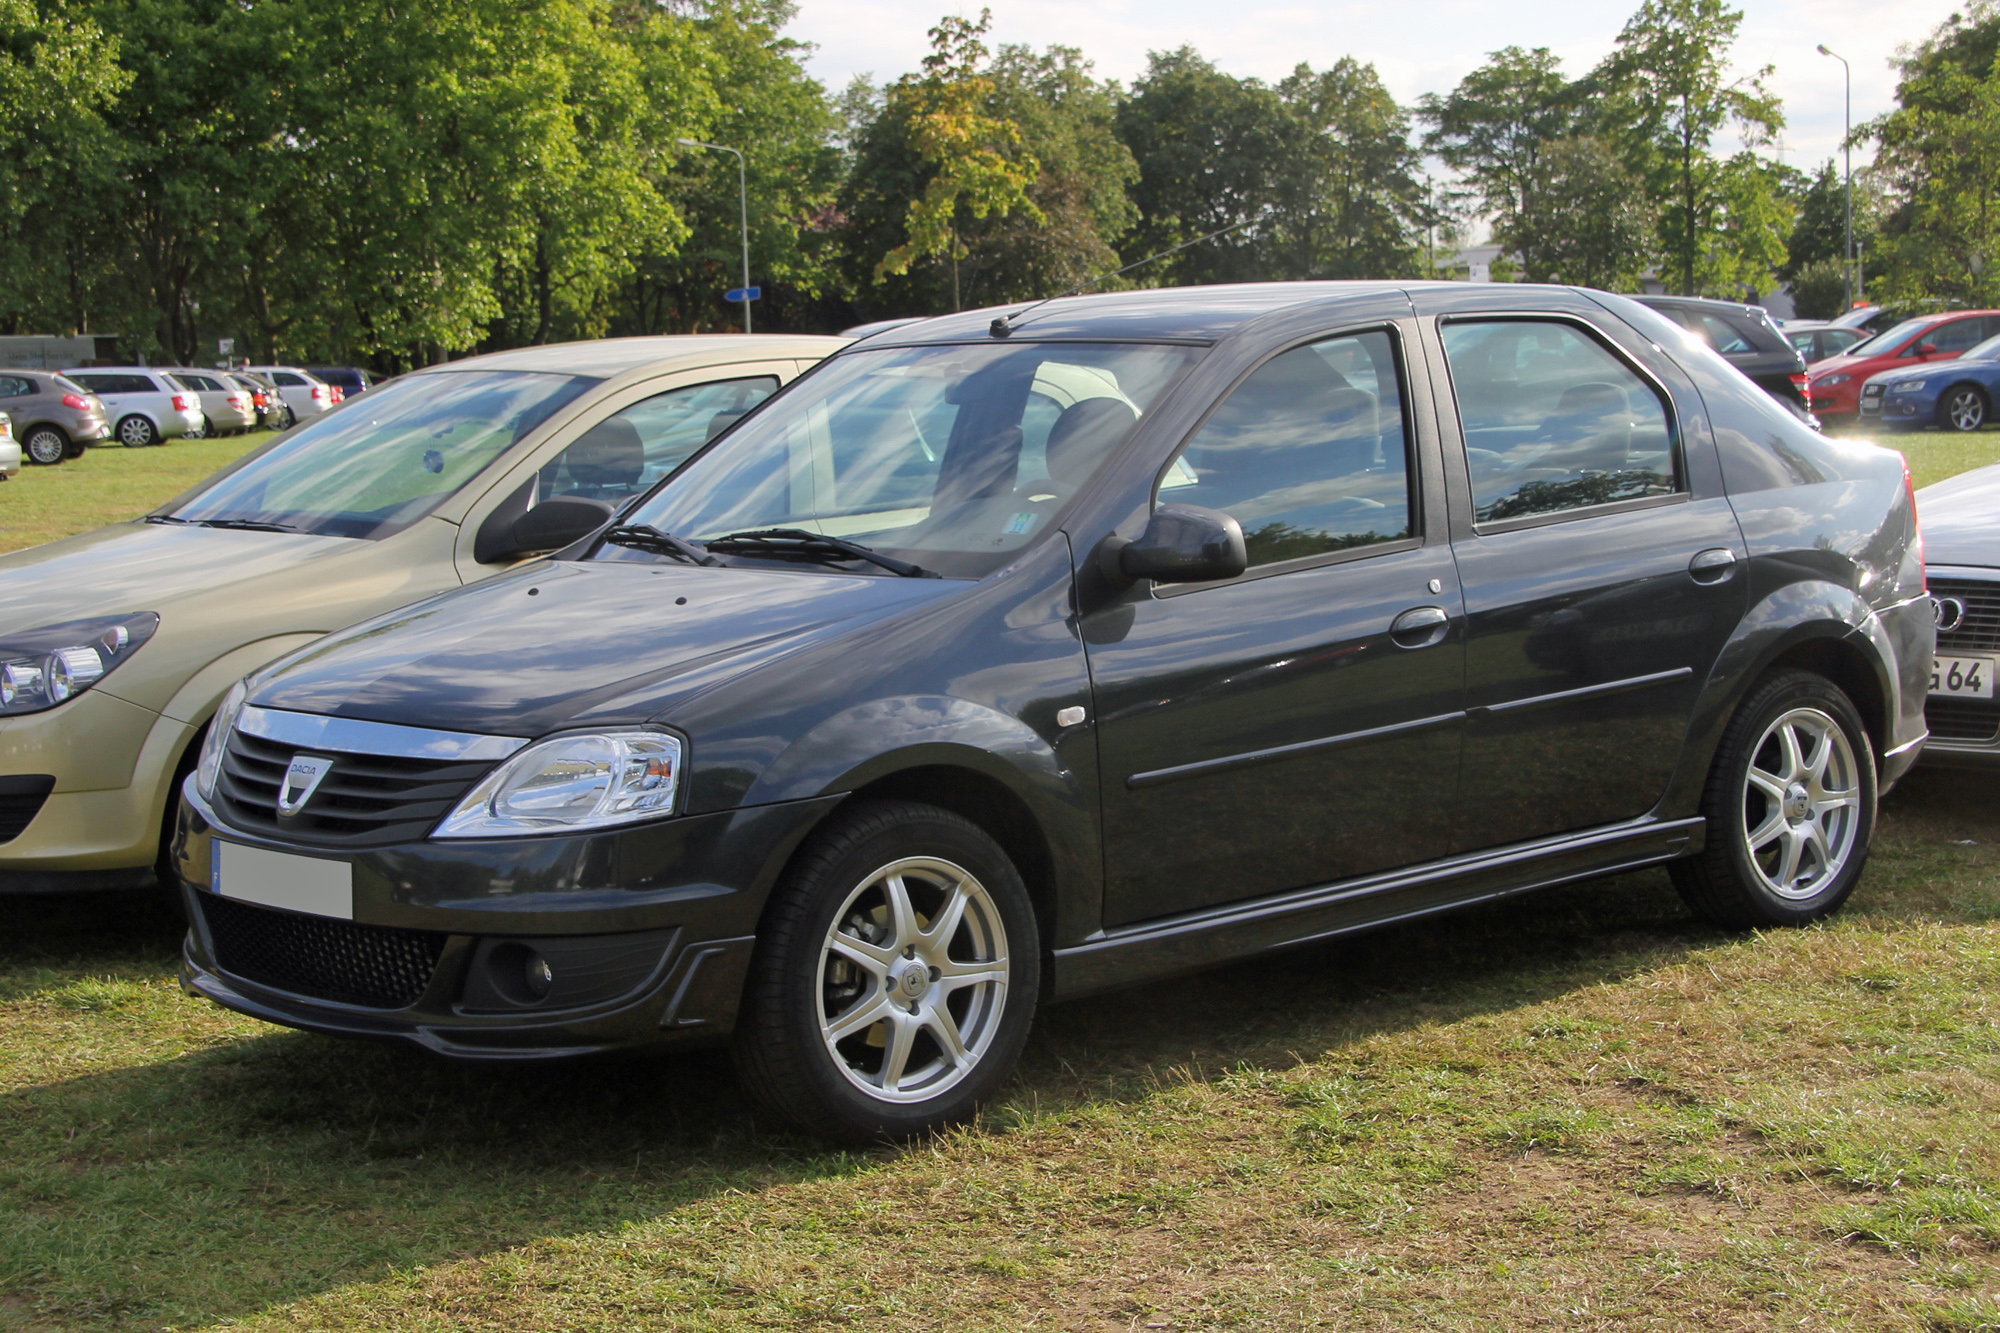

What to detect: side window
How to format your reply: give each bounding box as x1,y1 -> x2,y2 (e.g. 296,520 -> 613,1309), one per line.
1159,329 -> 1413,569
0,376 -> 32,398
1929,318 -> 1988,355
539,376 -> 779,504
1441,319 -> 1679,524
272,372 -> 304,386
1691,313 -> 1756,355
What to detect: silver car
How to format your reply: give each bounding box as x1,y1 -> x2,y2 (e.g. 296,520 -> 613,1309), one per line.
241,365 -> 333,427
0,369 -> 111,464
62,368 -> 202,447
165,369 -> 258,437
0,412 -> 20,479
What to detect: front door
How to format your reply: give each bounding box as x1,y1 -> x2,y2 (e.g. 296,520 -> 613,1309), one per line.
1428,314 -> 1747,848
1085,325 -> 1467,927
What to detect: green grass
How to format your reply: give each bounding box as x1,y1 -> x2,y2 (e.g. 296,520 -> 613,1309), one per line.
0,432 -> 275,556
1894,427 -> 2000,491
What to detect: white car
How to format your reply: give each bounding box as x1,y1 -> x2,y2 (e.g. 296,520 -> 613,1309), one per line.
62,367 -> 202,447
0,411 -> 20,479
241,365 -> 334,427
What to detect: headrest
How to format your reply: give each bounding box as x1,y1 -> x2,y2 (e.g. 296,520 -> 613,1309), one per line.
1044,398 -> 1139,486
1554,382 -> 1627,418
564,417 -> 645,488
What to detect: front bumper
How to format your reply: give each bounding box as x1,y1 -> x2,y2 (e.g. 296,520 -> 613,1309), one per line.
174,781 -> 841,1056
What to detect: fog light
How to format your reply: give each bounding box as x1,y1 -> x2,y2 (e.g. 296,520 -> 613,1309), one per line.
524,952 -> 553,998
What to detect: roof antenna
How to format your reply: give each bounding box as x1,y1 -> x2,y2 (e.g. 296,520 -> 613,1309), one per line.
988,220 -> 1250,338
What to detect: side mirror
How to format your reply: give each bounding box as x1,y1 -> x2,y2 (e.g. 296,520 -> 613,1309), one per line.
1097,504 -> 1248,586
1917,342 -> 1939,357
473,483 -> 614,564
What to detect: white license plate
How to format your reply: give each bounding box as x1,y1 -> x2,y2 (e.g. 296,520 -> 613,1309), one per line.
211,840 -> 354,919
1931,655 -> 1996,699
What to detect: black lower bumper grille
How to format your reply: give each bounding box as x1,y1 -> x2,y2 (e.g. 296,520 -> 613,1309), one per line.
198,892 -> 448,1008
0,775 -> 56,844
1926,697 -> 2000,744
214,730 -> 491,848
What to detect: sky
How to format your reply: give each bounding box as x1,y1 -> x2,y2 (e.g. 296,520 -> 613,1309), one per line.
786,0 -> 1966,172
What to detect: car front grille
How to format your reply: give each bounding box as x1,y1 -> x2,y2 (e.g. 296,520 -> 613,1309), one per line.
197,891 -> 448,1008
0,775 -> 56,844
1926,697 -> 2000,744
1933,578 -> 2000,654
214,729 -> 492,848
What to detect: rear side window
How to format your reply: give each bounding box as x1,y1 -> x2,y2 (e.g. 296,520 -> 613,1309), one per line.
0,376 -> 33,398
1690,312 -> 1756,355
1160,329 -> 1413,568
1925,318 -> 1990,355
539,376 -> 779,505
271,372 -> 304,386
1441,319 -> 1679,523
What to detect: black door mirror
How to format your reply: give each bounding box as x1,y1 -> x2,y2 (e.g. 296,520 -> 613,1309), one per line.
1098,504 -> 1248,586
474,485 -> 614,563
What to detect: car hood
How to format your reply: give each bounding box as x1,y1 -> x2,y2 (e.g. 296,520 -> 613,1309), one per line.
0,520 -> 362,633
1868,361 -> 1973,387
1809,353 -> 1876,377
1918,463 -> 2000,568
248,559 -> 965,736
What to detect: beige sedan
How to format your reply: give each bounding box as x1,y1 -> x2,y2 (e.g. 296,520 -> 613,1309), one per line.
0,334 -> 844,893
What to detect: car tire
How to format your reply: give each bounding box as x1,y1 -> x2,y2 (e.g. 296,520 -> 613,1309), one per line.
1671,669 -> 1877,929
187,415 -> 211,440
1938,384 -> 1988,432
733,799 -> 1040,1141
23,426 -> 68,466
116,415 -> 158,448
281,406 -> 296,430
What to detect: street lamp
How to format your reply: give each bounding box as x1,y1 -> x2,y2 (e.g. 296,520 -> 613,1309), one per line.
1817,45 -> 1855,311
677,138 -> 752,333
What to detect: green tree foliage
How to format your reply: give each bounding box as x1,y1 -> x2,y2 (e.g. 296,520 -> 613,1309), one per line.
1869,2 -> 2000,309
1512,136 -> 1656,288
1418,47 -> 1577,257
1784,159 -> 1874,280
1595,0 -> 1788,297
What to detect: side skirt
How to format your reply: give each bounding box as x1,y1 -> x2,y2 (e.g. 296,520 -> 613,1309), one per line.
1049,815 -> 1706,1001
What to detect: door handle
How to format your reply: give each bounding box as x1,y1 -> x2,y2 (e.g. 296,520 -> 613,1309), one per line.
1689,548 -> 1738,584
1390,605 -> 1450,648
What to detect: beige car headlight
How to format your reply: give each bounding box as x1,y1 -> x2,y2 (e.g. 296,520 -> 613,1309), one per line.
0,613 -> 159,716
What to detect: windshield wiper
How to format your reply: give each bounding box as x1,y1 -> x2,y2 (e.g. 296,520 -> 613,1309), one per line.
600,523 -> 721,566
146,514 -> 299,532
702,528 -> 940,578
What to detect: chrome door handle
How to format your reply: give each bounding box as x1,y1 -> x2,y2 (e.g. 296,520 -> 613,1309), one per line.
1390,605 -> 1450,648
1689,548 -> 1737,584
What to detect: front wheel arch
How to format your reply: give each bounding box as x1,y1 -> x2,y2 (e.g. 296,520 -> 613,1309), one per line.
1937,382 -> 1990,431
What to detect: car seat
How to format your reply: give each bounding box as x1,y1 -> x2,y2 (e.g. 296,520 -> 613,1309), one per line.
558,417 -> 647,499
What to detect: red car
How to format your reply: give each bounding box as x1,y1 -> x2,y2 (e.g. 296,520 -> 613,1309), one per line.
1809,309 -> 2000,425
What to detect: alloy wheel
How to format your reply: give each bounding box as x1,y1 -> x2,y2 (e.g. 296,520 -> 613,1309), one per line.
1945,387 -> 1986,432
816,855 -> 1011,1104
117,415 -> 156,447
1740,706 -> 1862,900
24,427 -> 67,465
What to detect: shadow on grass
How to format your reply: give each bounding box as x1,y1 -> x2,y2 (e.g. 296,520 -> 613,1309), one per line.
2,769 -> 1992,1329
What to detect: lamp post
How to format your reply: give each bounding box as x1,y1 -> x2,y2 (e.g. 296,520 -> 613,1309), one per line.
1817,45 -> 1854,311
677,138 -> 752,333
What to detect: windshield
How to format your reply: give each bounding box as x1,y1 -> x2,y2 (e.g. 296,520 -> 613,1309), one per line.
1845,318 -> 1935,359
615,341 -> 1201,578
167,370 -> 595,539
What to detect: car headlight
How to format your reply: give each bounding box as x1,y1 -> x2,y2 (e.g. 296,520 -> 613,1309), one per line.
1889,380 -> 1926,393
194,678 -> 250,800
1817,373 -> 1852,387
0,613 -> 159,716
433,729 -> 683,838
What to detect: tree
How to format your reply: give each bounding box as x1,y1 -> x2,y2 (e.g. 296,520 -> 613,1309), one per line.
1270,60 -> 1431,280
1417,47 -> 1577,261
1508,136 -> 1656,288
1595,0 -> 1786,297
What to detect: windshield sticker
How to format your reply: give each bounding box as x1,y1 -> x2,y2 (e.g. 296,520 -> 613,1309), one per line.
1004,512 -> 1038,535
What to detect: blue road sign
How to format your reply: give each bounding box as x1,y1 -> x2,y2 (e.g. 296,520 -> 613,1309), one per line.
725,286 -> 762,303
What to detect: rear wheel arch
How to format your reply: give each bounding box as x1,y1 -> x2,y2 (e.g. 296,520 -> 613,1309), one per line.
1758,633 -> 1890,760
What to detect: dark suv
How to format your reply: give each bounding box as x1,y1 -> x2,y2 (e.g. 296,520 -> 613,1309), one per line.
1636,296 -> 1812,419
174,283 -> 1932,1140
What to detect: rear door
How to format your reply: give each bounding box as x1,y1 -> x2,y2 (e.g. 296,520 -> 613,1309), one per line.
1415,291 -> 1747,848
1084,320 -> 1467,926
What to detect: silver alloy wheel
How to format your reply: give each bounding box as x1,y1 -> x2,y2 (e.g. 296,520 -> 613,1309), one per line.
1741,706 -> 1862,900
24,427 -> 67,465
117,415 -> 155,447
817,855 -> 1010,1104
1946,387 -> 1986,432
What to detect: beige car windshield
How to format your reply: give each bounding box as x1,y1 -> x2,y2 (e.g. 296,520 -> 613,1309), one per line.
167,371 -> 594,539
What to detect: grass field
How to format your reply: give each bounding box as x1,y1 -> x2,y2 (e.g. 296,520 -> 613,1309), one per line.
0,432 -> 276,556
1,411 -> 1997,1331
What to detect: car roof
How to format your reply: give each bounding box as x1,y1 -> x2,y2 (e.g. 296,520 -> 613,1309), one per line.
1634,294 -> 1773,318
410,334 -> 849,378
849,281 -> 1607,347
63,366 -> 174,376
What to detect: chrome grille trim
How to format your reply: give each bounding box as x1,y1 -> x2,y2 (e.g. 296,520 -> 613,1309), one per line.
237,706 -> 529,762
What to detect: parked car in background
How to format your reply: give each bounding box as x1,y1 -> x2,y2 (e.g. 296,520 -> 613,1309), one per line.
1914,462 -> 1999,769
0,369 -> 110,464
226,370 -> 288,430
1807,310 -> 2000,427
63,367 -> 202,447
169,283 -> 1929,1141
1784,322 -> 1868,365
1859,332 -> 2000,433
0,334 -> 844,897
0,412 -> 19,479
165,369 -> 258,438
242,365 -> 334,427
1635,295 -> 1812,419
308,366 -> 376,398
1830,305 -> 1891,334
